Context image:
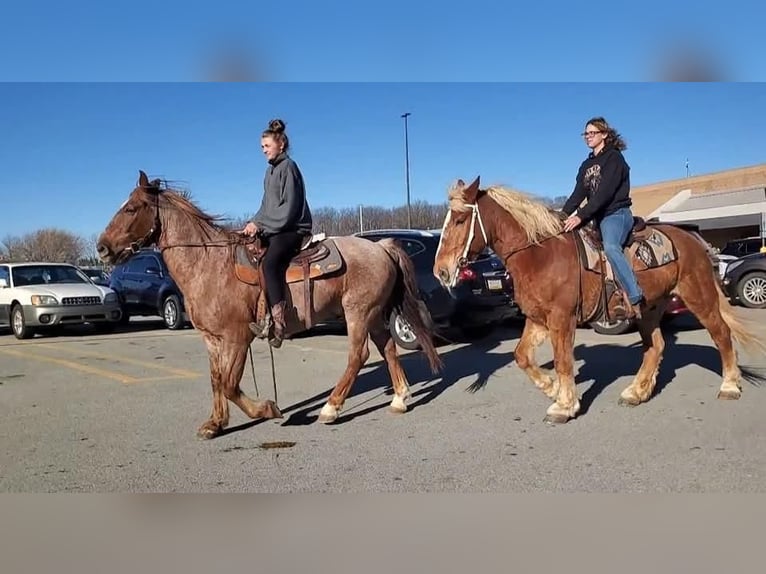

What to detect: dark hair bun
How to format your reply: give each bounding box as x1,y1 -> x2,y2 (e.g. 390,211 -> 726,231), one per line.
268,119 -> 286,133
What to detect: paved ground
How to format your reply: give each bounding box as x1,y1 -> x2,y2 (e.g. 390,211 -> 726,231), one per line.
1,311 -> 766,493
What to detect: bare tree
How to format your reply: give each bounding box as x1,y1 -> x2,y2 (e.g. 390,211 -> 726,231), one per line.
2,229 -> 87,263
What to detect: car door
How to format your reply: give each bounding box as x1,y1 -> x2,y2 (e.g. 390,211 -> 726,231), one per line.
121,255 -> 148,309
138,254 -> 164,312
0,265 -> 10,325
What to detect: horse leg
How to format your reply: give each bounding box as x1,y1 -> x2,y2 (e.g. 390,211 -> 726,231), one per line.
318,312 -> 372,423
618,302 -> 667,406
369,322 -> 412,414
198,335 -> 282,439
677,278 -> 743,400
543,315 -> 580,424
514,318 -> 559,400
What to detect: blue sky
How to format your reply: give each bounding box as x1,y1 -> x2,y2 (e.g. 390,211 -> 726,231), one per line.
1,82 -> 765,239
1,1 -> 763,81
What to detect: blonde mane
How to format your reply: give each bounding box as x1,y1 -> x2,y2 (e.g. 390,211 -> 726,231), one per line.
448,182 -> 564,245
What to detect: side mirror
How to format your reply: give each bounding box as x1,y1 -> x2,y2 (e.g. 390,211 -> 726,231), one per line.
0,278 -> 7,288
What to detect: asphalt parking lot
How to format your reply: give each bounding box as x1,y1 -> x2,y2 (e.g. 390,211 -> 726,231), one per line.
2,311 -> 766,493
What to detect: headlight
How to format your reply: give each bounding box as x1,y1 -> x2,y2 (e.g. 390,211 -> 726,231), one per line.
104,292 -> 118,303
31,295 -> 58,306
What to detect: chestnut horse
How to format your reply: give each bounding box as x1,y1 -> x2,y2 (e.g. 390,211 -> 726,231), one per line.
97,171 -> 442,439
433,176 -> 765,424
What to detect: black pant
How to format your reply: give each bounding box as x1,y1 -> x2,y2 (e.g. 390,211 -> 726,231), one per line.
261,230 -> 303,307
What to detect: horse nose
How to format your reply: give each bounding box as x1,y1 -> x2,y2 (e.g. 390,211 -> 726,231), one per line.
96,243 -> 110,258
437,267 -> 451,284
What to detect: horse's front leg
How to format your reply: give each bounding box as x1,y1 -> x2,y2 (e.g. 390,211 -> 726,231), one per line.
514,318 -> 559,400
197,333 -> 281,440
543,315 -> 581,424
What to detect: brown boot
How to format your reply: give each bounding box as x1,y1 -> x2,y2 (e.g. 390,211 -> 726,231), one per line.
268,301 -> 287,348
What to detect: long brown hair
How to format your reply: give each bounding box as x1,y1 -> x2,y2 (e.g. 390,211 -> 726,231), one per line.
586,116 -> 627,151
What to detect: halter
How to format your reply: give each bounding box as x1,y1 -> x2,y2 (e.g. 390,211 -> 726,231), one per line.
437,202 -> 489,288
122,191 -> 162,257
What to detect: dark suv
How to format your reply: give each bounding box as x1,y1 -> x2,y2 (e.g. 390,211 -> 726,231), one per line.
721,252 -> 766,309
109,248 -> 188,329
355,229 -> 520,348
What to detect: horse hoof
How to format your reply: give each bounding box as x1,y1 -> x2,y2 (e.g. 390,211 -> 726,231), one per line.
389,395 -> 408,414
317,413 -> 338,424
318,404 -> 338,424
717,390 -> 741,401
543,413 -> 571,425
262,400 -> 283,419
618,396 -> 641,407
197,425 -> 221,440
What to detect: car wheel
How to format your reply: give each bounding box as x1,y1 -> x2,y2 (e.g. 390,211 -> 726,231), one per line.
162,294 -> 184,329
11,304 -> 34,340
736,271 -> 766,309
389,309 -> 421,350
590,316 -> 634,335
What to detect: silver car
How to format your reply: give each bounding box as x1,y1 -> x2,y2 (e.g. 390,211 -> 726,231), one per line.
0,262 -> 122,339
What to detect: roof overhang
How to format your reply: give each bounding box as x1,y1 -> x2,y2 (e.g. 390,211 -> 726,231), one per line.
653,187 -> 766,230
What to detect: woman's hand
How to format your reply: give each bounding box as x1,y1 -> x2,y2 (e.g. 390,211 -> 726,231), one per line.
563,214 -> 582,232
242,221 -> 259,236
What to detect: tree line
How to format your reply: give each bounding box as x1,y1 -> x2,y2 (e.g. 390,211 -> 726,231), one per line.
0,196 -> 568,266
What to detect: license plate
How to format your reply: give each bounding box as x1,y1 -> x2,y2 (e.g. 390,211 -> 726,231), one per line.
487,279 -> 503,290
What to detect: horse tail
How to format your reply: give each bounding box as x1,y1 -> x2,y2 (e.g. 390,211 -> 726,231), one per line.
714,277 -> 766,356
378,238 -> 443,374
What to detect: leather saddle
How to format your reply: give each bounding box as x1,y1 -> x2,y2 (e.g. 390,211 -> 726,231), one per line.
232,232 -> 344,331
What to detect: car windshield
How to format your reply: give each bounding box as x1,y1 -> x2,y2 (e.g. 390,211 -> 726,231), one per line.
12,265 -> 90,286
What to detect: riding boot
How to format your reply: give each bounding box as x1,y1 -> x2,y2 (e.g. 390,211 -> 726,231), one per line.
268,301 -> 287,348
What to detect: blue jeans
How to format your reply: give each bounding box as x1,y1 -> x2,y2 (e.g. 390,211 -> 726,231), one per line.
599,207 -> 644,305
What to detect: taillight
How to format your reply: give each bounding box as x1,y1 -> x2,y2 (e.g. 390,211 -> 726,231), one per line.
458,267 -> 477,282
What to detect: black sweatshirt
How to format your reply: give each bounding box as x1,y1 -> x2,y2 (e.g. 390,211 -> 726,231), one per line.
250,152 -> 313,236
561,146 -> 632,223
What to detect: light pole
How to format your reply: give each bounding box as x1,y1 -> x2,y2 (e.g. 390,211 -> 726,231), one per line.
401,112 -> 412,229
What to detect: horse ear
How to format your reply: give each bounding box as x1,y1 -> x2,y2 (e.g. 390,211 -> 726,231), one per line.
138,170 -> 149,188
464,175 -> 481,202
456,179 -> 466,187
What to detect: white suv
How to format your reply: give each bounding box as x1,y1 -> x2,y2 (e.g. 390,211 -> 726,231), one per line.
0,262 -> 122,339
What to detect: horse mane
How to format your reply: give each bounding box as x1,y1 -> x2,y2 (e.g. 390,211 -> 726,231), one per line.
139,178 -> 235,239
448,182 -> 564,245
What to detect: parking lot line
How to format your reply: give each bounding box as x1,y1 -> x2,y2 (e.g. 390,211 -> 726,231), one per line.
0,347 -> 140,384
35,343 -> 201,378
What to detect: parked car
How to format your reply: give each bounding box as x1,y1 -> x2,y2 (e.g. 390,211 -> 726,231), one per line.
716,237 -> 765,279
590,293 -> 690,335
721,252 -> 766,309
354,228 -> 521,349
109,248 -> 188,329
0,261 -> 122,339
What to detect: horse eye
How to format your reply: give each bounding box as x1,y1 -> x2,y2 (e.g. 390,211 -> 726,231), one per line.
123,205 -> 137,214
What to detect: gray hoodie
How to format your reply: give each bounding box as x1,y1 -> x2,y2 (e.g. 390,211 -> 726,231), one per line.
250,152 -> 313,236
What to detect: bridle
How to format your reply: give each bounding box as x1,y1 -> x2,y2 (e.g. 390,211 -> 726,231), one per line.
117,189 -> 254,259
438,198 -> 566,286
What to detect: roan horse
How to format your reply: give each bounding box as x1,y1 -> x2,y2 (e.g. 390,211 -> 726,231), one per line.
433,176 -> 765,424
97,171 -> 442,438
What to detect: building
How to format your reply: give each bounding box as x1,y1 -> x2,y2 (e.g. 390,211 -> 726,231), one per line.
630,163 -> 766,248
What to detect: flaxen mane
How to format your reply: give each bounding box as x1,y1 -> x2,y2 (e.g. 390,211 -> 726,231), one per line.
449,182 -> 564,245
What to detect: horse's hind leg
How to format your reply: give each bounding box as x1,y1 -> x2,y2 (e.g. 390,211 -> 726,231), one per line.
618,301 -> 667,406
369,322 -> 412,414
676,276 -> 743,400
318,311 -> 372,424
514,318 -> 559,400
198,334 -> 282,439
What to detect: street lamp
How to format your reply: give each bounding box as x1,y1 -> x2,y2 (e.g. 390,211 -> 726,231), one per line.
401,112 -> 412,229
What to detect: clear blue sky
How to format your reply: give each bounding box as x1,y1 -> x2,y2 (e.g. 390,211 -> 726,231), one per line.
1,83 -> 765,239
1,1 -> 763,81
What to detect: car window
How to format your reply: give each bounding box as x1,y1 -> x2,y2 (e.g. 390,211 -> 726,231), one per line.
11,265 -> 89,286
397,239 -> 426,258
127,256 -> 151,273
0,266 -> 9,285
